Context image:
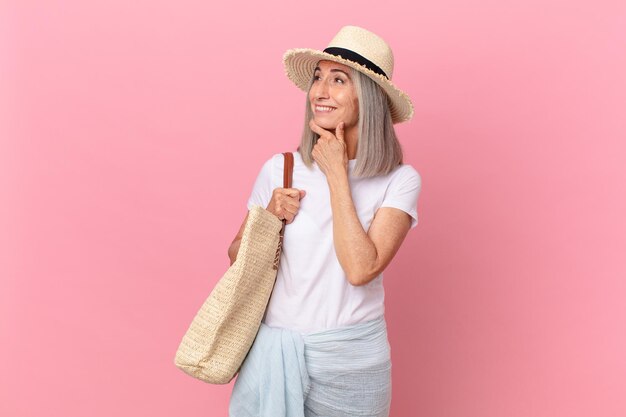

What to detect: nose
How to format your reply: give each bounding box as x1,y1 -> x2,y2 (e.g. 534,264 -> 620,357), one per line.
311,77 -> 329,100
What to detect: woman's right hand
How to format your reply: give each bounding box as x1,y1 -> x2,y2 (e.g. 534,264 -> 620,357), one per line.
266,188 -> 306,224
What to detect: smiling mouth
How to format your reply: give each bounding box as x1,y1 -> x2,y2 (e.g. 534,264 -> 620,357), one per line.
314,105 -> 336,113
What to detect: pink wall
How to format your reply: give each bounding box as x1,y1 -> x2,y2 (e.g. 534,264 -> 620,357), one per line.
2,1 -> 625,416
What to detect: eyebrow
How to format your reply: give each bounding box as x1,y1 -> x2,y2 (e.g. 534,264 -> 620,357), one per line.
313,66 -> 351,78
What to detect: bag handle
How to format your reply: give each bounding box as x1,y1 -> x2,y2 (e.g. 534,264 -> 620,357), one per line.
272,152 -> 294,270
282,151 -> 294,190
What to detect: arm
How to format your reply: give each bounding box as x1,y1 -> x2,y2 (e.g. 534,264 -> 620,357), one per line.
327,173 -> 412,286
228,211 -> 249,266
228,188 -> 305,265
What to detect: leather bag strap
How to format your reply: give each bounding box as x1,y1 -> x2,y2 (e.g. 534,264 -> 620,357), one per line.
272,152 -> 294,270
282,152 -> 294,189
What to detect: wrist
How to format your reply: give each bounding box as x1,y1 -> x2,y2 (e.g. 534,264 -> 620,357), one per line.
327,170 -> 349,191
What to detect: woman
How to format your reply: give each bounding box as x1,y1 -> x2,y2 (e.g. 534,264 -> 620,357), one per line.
227,25 -> 421,417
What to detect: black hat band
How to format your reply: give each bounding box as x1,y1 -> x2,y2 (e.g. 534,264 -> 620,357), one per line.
322,47 -> 389,79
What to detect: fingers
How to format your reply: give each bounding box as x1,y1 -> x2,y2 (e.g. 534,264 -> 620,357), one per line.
271,187 -> 306,222
272,187 -> 304,200
277,202 -> 297,223
283,188 -> 303,198
336,121 -> 345,143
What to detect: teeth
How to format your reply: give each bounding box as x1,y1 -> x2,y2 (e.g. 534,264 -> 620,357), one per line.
316,106 -> 335,112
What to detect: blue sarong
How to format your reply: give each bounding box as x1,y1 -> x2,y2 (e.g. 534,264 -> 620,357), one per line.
229,315 -> 392,417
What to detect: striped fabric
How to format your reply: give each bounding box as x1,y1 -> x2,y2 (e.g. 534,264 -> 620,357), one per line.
228,315 -> 392,417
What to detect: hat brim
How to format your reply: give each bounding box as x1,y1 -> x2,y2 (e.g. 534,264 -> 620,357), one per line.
283,48 -> 414,124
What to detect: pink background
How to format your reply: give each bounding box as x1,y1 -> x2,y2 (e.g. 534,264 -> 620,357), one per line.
2,1 -> 625,416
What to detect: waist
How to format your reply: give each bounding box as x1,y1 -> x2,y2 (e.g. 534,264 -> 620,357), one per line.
261,314 -> 388,342
258,314 -> 390,374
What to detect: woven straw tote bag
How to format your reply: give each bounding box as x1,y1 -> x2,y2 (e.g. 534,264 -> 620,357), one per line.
174,152 -> 294,384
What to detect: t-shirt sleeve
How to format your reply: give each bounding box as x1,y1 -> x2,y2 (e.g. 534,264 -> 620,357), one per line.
246,156 -> 276,210
379,167 -> 422,229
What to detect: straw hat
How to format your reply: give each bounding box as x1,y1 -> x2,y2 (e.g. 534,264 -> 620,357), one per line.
283,25 -> 414,124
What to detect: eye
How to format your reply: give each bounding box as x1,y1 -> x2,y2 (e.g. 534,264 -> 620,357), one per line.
335,77 -> 345,84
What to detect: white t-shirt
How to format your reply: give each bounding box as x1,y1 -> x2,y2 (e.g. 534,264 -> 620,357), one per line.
246,150 -> 421,334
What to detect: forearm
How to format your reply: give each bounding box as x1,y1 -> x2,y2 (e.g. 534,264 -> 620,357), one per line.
228,239 -> 241,266
327,172 -> 378,286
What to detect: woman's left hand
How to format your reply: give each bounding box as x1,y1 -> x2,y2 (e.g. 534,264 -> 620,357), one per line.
309,120 -> 348,177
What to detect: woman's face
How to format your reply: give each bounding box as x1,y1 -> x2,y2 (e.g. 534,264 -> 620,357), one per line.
308,60 -> 359,132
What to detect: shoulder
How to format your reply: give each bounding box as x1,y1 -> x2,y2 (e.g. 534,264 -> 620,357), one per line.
254,152 -> 293,184
389,163 -> 422,186
257,152 -> 284,171
268,151 -> 299,170
268,152 -> 289,165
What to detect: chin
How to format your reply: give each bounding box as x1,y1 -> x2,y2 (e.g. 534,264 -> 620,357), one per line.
313,117 -> 338,130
